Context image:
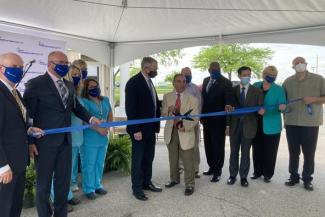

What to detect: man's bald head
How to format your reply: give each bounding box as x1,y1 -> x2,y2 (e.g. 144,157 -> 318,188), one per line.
181,67 -> 192,76
0,52 -> 24,68
208,61 -> 220,72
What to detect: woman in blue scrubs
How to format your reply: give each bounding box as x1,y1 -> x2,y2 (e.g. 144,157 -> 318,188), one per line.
80,78 -> 113,200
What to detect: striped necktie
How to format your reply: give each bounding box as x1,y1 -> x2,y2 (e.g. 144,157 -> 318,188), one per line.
57,80 -> 69,108
12,89 -> 26,122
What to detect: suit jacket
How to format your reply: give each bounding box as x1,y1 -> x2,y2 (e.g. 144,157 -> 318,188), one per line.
125,72 -> 160,135
0,82 -> 28,173
162,91 -> 199,150
229,84 -> 264,139
23,72 -> 91,147
201,75 -> 233,125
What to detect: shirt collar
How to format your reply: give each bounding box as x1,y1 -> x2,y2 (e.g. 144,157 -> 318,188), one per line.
0,78 -> 14,92
294,71 -> 311,81
141,71 -> 150,82
48,71 -> 62,83
240,83 -> 250,89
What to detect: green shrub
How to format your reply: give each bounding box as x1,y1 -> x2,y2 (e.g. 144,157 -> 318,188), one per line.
105,134 -> 131,175
23,160 -> 36,208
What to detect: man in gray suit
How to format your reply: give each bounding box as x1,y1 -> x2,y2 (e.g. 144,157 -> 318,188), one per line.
226,66 -> 264,187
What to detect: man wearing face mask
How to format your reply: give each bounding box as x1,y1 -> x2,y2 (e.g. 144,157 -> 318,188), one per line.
283,57 -> 325,191
23,51 -> 101,217
201,61 -> 234,182
0,52 -> 43,217
226,66 -> 264,187
181,67 -> 202,178
125,57 -> 161,201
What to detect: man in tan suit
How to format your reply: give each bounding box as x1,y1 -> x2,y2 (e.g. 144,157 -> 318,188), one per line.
162,74 -> 200,196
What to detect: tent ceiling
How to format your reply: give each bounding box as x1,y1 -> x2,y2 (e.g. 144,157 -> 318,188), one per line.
1,0 -> 325,65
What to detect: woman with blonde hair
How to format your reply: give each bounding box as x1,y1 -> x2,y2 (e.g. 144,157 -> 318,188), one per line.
251,66 -> 287,183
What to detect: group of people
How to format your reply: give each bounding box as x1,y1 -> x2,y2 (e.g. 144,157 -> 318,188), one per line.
0,51 -> 324,217
0,51 -> 113,217
126,56 -> 325,201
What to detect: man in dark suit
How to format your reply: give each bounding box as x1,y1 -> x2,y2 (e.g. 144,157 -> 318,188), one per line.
125,57 -> 162,201
201,61 -> 233,182
226,66 -> 264,187
24,51 -> 101,217
0,52 -> 43,217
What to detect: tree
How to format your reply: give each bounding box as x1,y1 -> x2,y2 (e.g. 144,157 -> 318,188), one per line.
192,44 -> 273,80
152,49 -> 184,66
164,70 -> 179,83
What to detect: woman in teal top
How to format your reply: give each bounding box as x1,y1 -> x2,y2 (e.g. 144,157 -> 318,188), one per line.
251,66 -> 286,182
80,78 -> 113,200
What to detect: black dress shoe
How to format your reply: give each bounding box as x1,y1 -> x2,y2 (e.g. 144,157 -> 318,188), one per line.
133,193 -> 148,201
184,187 -> 194,196
165,181 -> 179,188
241,178 -> 249,187
227,177 -> 236,185
285,179 -> 299,186
250,174 -> 261,180
143,183 -> 162,192
95,188 -> 107,195
210,174 -> 220,183
68,197 -> 81,205
203,170 -> 213,176
195,172 -> 201,179
264,177 -> 271,183
304,182 -> 314,191
85,192 -> 96,200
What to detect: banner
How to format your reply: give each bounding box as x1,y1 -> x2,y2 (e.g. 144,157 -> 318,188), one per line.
0,30 -> 66,93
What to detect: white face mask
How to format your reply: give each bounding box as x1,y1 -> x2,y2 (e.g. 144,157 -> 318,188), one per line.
294,63 -> 307,73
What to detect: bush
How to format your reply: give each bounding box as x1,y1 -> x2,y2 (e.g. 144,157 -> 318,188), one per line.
105,134 -> 131,175
23,160 -> 36,208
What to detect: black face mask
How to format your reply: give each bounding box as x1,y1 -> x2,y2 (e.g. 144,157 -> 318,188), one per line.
148,70 -> 157,78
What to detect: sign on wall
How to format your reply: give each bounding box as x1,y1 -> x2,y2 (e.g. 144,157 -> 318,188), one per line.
0,30 -> 66,93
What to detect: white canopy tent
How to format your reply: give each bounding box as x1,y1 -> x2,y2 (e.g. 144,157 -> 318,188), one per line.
1,0 -> 325,66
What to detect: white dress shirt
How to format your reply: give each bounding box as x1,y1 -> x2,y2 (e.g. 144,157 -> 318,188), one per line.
185,82 -> 202,112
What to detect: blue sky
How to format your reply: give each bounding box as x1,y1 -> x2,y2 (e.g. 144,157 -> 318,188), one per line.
153,43 -> 325,85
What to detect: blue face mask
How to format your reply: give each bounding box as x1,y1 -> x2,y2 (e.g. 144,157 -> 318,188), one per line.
185,75 -> 192,84
2,66 -> 24,84
72,76 -> 81,86
210,70 -> 221,80
88,87 -> 100,97
53,63 -> 69,77
265,75 -> 276,83
82,70 -> 88,80
240,76 -> 251,86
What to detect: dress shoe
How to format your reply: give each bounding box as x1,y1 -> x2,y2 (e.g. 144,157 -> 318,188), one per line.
165,181 -> 179,188
304,182 -> 314,191
85,192 -> 96,200
68,197 -> 81,206
264,177 -> 271,183
227,177 -> 236,185
184,187 -> 194,196
250,174 -> 261,180
195,172 -> 201,179
143,183 -> 162,192
241,178 -> 249,187
95,188 -> 107,195
133,193 -> 148,201
210,174 -> 220,183
203,170 -> 213,176
67,204 -> 74,213
285,179 -> 299,186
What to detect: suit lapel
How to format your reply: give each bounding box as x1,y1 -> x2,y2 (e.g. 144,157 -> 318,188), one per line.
180,93 -> 189,114
138,72 -> 155,105
44,73 -> 65,109
244,85 -> 253,106
0,81 -> 25,123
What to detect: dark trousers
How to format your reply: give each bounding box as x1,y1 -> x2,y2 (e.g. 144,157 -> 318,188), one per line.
229,121 -> 252,179
0,170 -> 25,217
131,131 -> 156,194
252,130 -> 281,179
285,125 -> 319,183
35,138 -> 72,217
203,121 -> 226,175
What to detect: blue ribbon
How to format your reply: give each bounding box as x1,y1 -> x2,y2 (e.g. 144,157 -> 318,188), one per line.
32,98 -> 302,137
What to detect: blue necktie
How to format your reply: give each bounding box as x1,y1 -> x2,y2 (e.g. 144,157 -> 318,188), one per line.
240,87 -> 246,106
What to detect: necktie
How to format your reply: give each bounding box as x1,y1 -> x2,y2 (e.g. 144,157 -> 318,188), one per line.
57,80 -> 69,108
174,93 -> 181,127
12,89 -> 26,122
206,79 -> 215,93
240,87 -> 246,106
148,78 -> 157,114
